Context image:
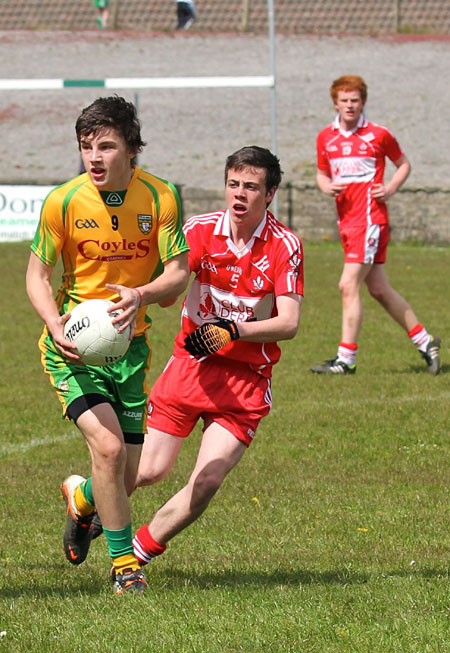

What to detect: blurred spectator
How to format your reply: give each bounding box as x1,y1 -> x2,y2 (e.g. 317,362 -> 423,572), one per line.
94,0 -> 109,29
176,0 -> 196,30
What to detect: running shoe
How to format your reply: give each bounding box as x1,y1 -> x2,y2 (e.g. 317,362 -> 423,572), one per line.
60,474 -> 94,565
310,357 -> 356,374
111,567 -> 147,595
421,335 -> 441,375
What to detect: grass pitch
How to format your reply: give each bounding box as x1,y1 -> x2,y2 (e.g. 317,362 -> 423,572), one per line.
0,241 -> 448,652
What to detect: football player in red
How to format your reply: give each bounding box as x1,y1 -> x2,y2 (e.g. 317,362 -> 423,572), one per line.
311,75 -> 440,375
132,146 -> 304,566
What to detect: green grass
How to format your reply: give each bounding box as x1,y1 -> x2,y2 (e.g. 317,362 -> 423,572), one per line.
0,241 -> 449,652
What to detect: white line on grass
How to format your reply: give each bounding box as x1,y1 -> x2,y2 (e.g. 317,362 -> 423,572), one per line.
0,432 -> 79,457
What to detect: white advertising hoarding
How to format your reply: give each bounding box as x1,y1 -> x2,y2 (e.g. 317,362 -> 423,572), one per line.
0,185 -> 55,242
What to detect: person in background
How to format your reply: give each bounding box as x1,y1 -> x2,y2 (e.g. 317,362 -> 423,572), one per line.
176,0 -> 196,30
311,75 -> 440,375
94,0 -> 109,29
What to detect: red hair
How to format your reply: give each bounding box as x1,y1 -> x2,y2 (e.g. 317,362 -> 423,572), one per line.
330,75 -> 367,104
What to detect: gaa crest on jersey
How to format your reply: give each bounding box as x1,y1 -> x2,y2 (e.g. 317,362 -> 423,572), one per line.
289,252 -> 301,271
137,214 -> 153,234
252,275 -> 264,291
57,379 -> 69,393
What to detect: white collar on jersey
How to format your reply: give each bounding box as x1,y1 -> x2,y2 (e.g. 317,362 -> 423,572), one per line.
214,209 -> 268,240
332,113 -> 368,137
214,210 -> 268,258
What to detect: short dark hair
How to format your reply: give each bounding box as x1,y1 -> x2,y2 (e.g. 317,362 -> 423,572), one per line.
75,95 -> 146,162
225,146 -> 283,191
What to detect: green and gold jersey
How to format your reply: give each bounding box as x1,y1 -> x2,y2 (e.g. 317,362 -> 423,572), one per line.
31,167 -> 188,336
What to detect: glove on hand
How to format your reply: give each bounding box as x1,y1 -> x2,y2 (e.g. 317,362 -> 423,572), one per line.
184,318 -> 240,357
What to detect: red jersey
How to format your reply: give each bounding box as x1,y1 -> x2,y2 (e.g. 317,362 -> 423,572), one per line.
317,115 -> 404,227
173,209 -> 304,377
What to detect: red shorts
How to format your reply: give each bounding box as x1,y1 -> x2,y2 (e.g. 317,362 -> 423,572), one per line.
147,355 -> 272,447
339,223 -> 389,264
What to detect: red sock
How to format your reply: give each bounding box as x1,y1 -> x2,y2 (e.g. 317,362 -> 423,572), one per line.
132,525 -> 166,566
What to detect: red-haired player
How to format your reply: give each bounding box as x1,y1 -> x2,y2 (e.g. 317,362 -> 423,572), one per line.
311,75 -> 440,375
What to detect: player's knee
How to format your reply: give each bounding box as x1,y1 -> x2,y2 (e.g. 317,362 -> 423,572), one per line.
136,465 -> 169,487
339,278 -> 356,299
92,437 -> 126,473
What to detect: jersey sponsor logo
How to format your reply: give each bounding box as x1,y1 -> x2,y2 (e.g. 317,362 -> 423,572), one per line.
187,281 -> 274,324
78,238 -> 151,261
138,214 -> 153,234
122,410 -> 143,420
331,156 -> 375,182
198,291 -> 255,322
57,379 -> 69,393
75,218 -> 100,229
105,192 -> 124,206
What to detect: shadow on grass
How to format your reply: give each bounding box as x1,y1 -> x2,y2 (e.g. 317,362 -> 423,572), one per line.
160,565 -> 448,590
1,565 -> 447,599
407,362 -> 449,375
385,362 -> 449,376
161,567 -> 369,589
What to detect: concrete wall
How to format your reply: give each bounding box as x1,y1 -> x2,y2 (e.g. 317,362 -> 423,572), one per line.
180,184 -> 450,244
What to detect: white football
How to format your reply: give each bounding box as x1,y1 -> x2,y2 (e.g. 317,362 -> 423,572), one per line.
63,299 -> 130,366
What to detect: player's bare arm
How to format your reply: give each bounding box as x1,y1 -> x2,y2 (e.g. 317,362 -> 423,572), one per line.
316,169 -> 347,197
25,253 -> 80,361
371,155 -> 411,202
237,293 -> 302,342
158,296 -> 180,308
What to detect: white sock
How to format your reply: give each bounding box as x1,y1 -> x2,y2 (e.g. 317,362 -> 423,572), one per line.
409,325 -> 431,353
337,343 -> 358,366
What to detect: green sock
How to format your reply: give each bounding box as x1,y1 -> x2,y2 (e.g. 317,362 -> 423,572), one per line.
80,477 -> 95,506
103,523 -> 134,558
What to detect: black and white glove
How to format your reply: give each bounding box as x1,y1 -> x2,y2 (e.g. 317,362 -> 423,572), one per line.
184,319 -> 240,357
